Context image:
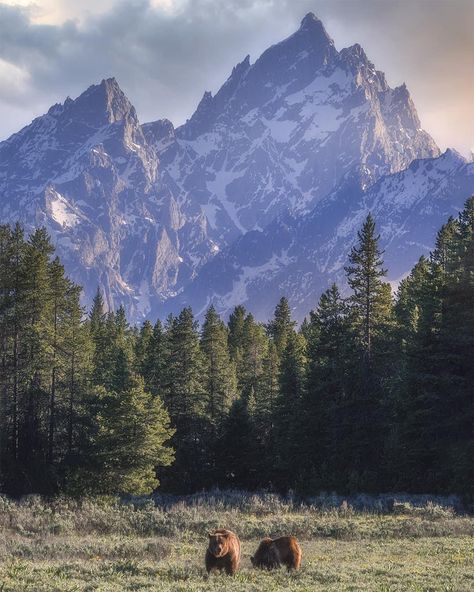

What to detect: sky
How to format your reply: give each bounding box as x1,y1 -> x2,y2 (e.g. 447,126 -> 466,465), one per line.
0,0 -> 473,155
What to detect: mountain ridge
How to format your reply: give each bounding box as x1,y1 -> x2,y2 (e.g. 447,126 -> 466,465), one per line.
1,13 -> 470,321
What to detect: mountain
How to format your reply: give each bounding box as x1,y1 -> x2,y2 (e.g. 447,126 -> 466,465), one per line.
0,13 -> 470,321
166,148 -> 473,321
146,12 -> 439,242
0,78 -> 217,317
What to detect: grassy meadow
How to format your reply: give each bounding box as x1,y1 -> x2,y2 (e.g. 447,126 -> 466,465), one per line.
0,492 -> 473,591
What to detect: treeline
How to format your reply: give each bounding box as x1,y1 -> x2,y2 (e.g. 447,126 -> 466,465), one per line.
0,198 -> 472,497
0,227 -> 174,495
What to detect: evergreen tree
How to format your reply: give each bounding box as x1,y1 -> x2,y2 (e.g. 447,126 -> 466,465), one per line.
201,306 -> 236,426
73,377 -> 174,495
216,396 -> 259,489
46,257 -> 70,465
17,229 -> 55,490
89,289 -> 113,389
161,307 -> 208,490
238,313 -> 268,399
135,320 -> 154,378
62,285 -> 91,463
303,285 -> 351,490
256,342 -> 280,442
0,226 -> 95,493
266,297 -> 296,355
111,305 -> 133,393
142,319 -> 165,397
228,305 -> 246,361
344,215 -> 393,490
89,288 -> 106,335
345,213 -> 388,364
274,332 -> 306,488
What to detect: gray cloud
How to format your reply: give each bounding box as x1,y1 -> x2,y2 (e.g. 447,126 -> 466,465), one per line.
0,0 -> 472,154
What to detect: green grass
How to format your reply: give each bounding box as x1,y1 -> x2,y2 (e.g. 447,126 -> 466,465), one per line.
0,494 -> 473,591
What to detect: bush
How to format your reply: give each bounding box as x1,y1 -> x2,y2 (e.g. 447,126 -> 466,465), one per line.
0,490 -> 471,541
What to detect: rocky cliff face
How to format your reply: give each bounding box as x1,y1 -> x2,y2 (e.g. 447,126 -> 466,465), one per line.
0,13 -> 468,321
0,78 -> 216,317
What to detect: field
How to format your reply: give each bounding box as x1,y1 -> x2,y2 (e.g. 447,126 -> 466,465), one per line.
0,492 -> 473,591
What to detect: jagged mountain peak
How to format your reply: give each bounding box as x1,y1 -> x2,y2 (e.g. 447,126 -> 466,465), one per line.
24,78 -> 136,144
299,11 -> 332,41
68,77 -> 135,126
232,54 -> 251,74
0,75 -> 147,191
440,147 -> 466,164
339,42 -> 370,68
300,11 -> 321,25
254,11 -> 336,73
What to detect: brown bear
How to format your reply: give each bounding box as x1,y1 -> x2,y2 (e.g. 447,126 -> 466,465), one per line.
205,529 -> 241,575
250,536 -> 302,571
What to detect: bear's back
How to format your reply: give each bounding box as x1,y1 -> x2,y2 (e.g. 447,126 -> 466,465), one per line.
272,536 -> 301,569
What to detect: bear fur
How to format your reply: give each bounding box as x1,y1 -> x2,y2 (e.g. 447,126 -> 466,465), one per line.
205,529 -> 241,575
250,536 -> 302,571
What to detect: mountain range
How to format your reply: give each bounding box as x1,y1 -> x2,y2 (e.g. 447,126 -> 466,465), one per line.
0,13 -> 472,321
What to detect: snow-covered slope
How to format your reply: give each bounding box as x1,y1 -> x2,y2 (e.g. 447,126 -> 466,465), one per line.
166,149 -> 473,321
0,13 -> 469,321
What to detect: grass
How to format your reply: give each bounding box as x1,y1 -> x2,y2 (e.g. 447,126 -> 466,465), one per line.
0,492 -> 473,591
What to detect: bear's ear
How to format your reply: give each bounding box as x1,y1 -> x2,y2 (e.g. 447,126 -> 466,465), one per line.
208,532 -> 214,538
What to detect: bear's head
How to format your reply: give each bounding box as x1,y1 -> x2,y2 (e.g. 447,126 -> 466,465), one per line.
251,538 -> 278,569
207,531 -> 230,557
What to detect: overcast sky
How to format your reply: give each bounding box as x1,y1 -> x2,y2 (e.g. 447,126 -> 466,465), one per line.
0,0 -> 472,155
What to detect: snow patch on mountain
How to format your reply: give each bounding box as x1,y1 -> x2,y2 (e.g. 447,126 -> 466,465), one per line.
46,189 -> 80,229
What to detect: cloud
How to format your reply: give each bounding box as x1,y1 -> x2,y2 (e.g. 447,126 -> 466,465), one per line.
0,0 -> 472,154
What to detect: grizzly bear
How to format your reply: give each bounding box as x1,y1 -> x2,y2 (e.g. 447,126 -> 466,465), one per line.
250,536 -> 302,571
205,529 -> 241,575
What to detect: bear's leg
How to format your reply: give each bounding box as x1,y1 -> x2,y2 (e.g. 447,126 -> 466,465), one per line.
205,551 -> 217,574
225,557 -> 238,575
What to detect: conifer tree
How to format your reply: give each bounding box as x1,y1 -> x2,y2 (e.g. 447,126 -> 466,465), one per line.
345,214 -> 388,364
228,305 -> 246,361
89,288 -> 106,335
18,229 -> 55,489
0,224 -> 27,473
266,297 -> 296,355
239,313 -> 268,399
135,320 -> 153,377
111,305 -> 133,393
303,285 -> 351,489
46,257 -> 70,465
62,285 -> 91,461
344,214 -> 393,490
201,306 -> 236,426
1,204 -> 472,497
74,377 -> 174,495
257,342 -> 280,437
142,319 -> 165,397
216,396 -> 258,489
274,332 -> 306,487
89,289 -> 112,389
161,307 -> 208,490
